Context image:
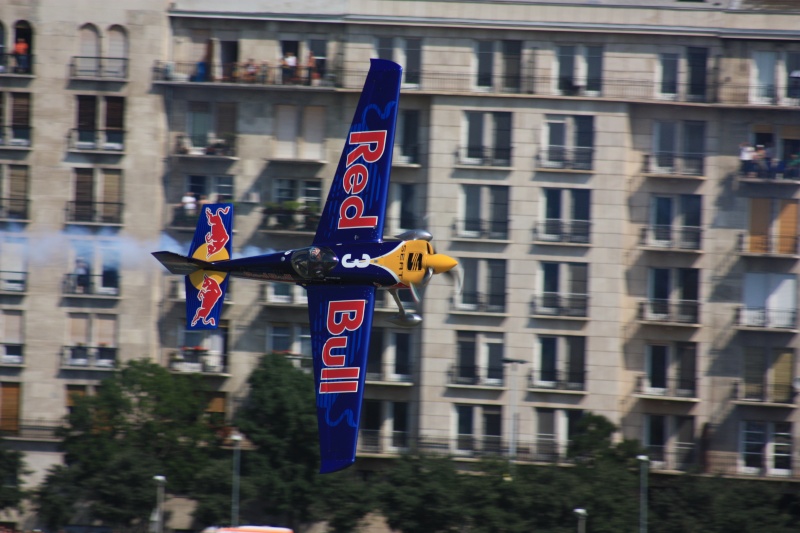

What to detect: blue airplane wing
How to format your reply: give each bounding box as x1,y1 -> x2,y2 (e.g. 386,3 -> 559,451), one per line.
306,284 -> 376,473
313,59 -> 402,246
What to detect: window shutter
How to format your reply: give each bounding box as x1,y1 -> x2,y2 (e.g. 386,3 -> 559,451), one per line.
773,349 -> 793,403
301,106 -> 324,160
777,199 -> 798,254
102,169 -> 121,204
9,165 -> 28,200
207,392 -> 226,414
69,313 -> 90,345
66,385 -> 87,408
11,93 -> 30,126
2,311 -> 22,344
95,315 -> 116,346
105,97 -> 124,130
0,383 -> 20,433
77,96 -> 97,131
749,198 -> 771,253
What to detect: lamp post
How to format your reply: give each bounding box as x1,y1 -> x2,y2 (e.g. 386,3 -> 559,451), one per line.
231,432 -> 242,527
637,455 -> 649,533
574,508 -> 587,533
153,475 -> 166,533
502,358 -> 527,468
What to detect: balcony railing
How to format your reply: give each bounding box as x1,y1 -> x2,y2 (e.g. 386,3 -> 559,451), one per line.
0,419 -> 64,440
640,225 -> 702,251
736,306 -> 797,330
0,125 -> 32,148
458,145 -> 512,167
260,206 -> 320,233
153,60 -> 335,86
0,271 -> 26,293
62,273 -> 120,297
358,430 -> 410,454
61,345 -> 118,370
455,291 -> 506,313
530,293 -> 589,318
447,365 -> 505,387
0,342 -> 23,365
0,53 -> 34,75
365,365 -> 413,383
536,146 -> 594,171
65,201 -> 123,225
69,56 -> 128,79
644,152 -> 705,176
0,198 -> 29,221
733,379 -> 794,405
452,218 -> 509,240
174,132 -> 237,157
67,129 -> 125,152
170,347 -> 227,374
635,375 -> 697,398
528,369 -> 586,391
639,299 -> 700,325
738,233 -> 799,256
533,219 -> 591,244
740,161 -> 800,182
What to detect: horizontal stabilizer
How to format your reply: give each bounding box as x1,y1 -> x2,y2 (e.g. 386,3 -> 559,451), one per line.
152,251 -> 211,276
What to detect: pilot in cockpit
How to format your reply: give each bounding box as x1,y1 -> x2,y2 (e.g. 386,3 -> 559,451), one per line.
291,246 -> 337,279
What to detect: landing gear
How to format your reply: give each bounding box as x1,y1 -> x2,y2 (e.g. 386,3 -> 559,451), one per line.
387,289 -> 422,327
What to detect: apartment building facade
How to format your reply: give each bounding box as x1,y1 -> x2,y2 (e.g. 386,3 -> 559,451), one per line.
1,0 -> 800,524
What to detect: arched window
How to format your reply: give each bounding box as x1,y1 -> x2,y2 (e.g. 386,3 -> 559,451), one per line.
106,25 -> 128,77
77,23 -> 100,77
12,20 -> 33,74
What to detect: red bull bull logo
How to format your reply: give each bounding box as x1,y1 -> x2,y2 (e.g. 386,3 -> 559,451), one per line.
204,206 -> 231,259
191,273 -> 223,327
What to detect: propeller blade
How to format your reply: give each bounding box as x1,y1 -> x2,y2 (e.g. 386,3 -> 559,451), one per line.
409,283 -> 422,303
446,265 -> 463,296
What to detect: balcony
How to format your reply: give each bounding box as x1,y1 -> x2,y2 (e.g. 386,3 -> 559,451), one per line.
0,125 -> 32,149
393,144 -> 421,166
65,201 -> 123,225
528,369 -> 586,392
453,292 -> 506,314
69,56 -> 128,80
62,273 -> 120,298
452,219 -> 509,241
530,293 -> 589,319
61,345 -> 117,370
737,233 -> 799,257
358,429 -> 410,455
447,365 -> 505,388
735,306 -> 797,331
643,153 -> 705,178
0,271 -> 26,294
535,146 -> 594,171
738,164 -> 800,185
260,204 -> 320,234
153,61 -> 335,87
634,375 -> 697,400
0,343 -> 23,366
533,219 -> 591,245
0,419 -> 64,441
67,129 -> 125,152
0,53 -> 34,76
732,379 -> 794,406
0,198 -> 30,222
457,145 -> 512,167
639,225 -> 702,252
644,445 -> 699,473
173,132 -> 237,159
638,299 -> 700,326
169,347 -> 228,375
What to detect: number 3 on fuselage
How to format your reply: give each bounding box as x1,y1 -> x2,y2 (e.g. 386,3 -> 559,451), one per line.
308,59 -> 401,474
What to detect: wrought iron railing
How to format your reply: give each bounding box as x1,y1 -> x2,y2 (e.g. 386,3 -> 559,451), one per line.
736,306 -> 797,329
67,129 -> 125,151
536,146 -> 594,171
635,374 -> 697,398
533,219 -> 591,244
530,293 -> 589,318
452,218 -> 509,240
0,53 -> 34,75
456,291 -> 506,313
69,56 -> 128,79
639,299 -> 700,324
65,201 -> 123,225
61,345 -> 117,370
458,145 -> 512,167
640,225 -> 702,251
528,369 -> 586,391
63,273 -> 120,296
447,365 -> 505,387
737,233 -> 799,256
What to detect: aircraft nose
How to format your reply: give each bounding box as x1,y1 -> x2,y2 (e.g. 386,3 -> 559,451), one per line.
425,253 -> 458,274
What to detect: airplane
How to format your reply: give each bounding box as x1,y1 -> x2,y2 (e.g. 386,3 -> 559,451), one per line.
153,58 -> 458,474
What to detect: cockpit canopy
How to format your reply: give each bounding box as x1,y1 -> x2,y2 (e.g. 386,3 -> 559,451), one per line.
291,246 -> 338,279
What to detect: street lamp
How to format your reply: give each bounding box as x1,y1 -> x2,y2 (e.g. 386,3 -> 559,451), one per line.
574,508 -> 587,533
231,432 -> 242,527
153,475 -> 166,533
637,455 -> 649,533
502,358 -> 527,466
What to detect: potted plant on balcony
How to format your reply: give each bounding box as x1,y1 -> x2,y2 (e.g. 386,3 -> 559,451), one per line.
303,202 -> 320,230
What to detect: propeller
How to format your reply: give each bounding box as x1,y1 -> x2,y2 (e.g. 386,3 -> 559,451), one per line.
408,249 -> 458,303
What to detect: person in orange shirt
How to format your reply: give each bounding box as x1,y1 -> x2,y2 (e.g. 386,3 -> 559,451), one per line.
13,38 -> 29,73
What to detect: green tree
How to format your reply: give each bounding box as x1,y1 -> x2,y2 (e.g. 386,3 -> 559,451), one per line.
0,439 -> 26,512
35,359 -> 218,529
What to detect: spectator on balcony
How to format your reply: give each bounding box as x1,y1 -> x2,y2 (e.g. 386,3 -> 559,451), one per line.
243,58 -> 257,83
754,145 -> 770,178
75,258 -> 90,294
306,50 -> 317,86
739,141 -> 754,175
257,60 -> 270,84
181,191 -> 197,217
787,153 -> 800,179
13,38 -> 29,74
281,51 -> 297,84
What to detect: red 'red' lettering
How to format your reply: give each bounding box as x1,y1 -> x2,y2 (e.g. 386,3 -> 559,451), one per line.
338,196 -> 379,229
327,299 -> 366,335
321,367 -> 360,380
320,381 -> 359,394
343,163 -> 369,194
322,336 -> 347,367
346,130 -> 387,167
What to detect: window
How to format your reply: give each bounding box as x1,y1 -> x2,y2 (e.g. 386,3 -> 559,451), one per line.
386,182 -> 421,235
0,165 -> 29,220
74,95 -> 125,150
747,198 -> 798,255
179,323 -> 228,373
653,120 -> 707,175
454,404 -> 501,454
266,282 -> 306,304
457,185 -> 509,239
76,24 -> 100,77
535,336 -> 585,389
476,41 -> 493,90
0,93 -> 32,146
644,342 -> 696,397
375,38 -> 422,87
70,167 -> 123,224
752,51 -> 777,104
473,40 -> 522,93
66,240 -> 120,296
66,384 -> 88,415
308,39 -> 327,81
687,47 -> 708,101
396,109 -> 420,164
452,331 -> 504,386
538,188 -> 591,243
786,52 -> 800,100
555,45 -> 603,95
0,235 -> 26,291
66,313 -> 117,368
658,53 -> 679,99
541,115 -> 594,170
185,101 -> 235,155
367,328 -> 414,382
643,414 -> 699,466
740,421 -> 792,476
392,401 -> 409,448
0,310 -> 23,364
0,383 -> 20,435
105,25 -> 129,78
456,404 -> 475,452
645,194 -> 702,250
534,407 -> 583,460
361,400 -> 382,451
458,258 -> 506,313
645,267 -> 699,323
461,111 -> 512,166
266,324 -> 311,357
535,262 -> 588,317
274,104 -> 325,160
188,175 -> 234,204
742,273 -> 797,328
742,347 -> 793,403
206,391 -> 226,429
483,406 -> 502,453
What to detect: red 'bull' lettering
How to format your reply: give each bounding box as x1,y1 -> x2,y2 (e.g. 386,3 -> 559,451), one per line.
204,206 -> 231,259
191,274 -> 223,327
319,299 -> 366,393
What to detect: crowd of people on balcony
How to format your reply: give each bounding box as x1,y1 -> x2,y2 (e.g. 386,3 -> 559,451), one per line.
739,141 -> 800,179
164,50 -> 322,86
